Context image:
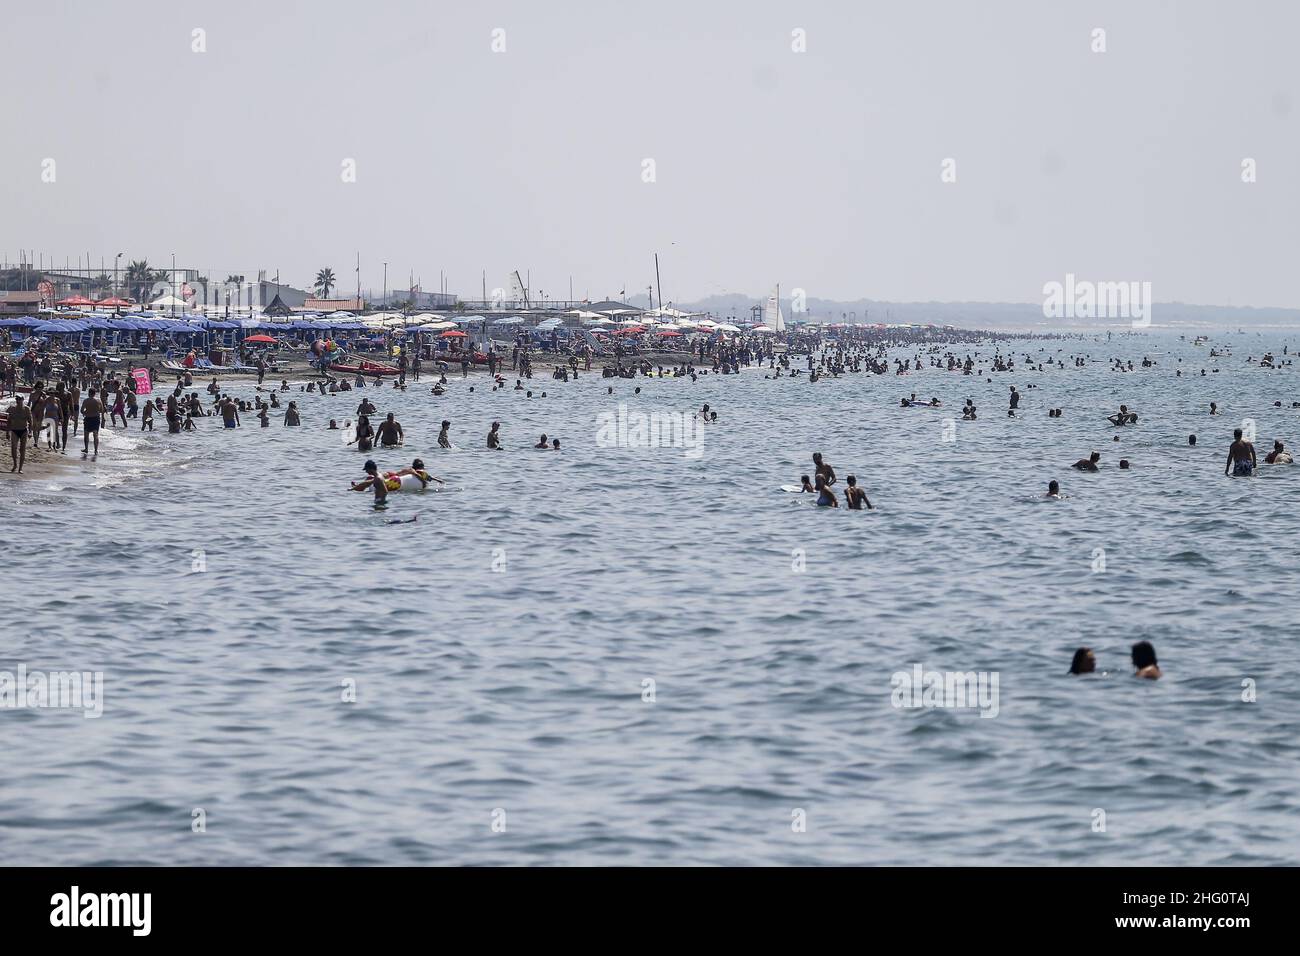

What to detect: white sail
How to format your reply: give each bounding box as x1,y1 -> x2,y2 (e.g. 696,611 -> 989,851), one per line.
764,285 -> 785,332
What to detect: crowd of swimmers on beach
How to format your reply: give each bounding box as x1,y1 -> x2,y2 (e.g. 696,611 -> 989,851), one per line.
6,333 -> 1297,518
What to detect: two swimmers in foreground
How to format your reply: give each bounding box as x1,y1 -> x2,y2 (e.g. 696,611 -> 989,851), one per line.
1069,641 -> 1161,679
350,458 -> 443,503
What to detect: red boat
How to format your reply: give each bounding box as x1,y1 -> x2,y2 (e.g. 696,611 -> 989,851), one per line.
329,361 -> 401,377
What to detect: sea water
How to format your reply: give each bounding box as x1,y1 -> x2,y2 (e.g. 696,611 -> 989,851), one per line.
2,329 -> 1298,865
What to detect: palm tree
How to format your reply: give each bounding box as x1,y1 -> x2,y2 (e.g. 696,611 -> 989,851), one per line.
314,268 -> 336,299
124,260 -> 153,302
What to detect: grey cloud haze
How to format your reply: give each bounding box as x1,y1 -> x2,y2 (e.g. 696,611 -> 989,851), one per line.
2,0 -> 1296,307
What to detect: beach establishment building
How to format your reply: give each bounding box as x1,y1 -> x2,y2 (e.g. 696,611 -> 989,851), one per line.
0,290 -> 42,315
303,297 -> 366,312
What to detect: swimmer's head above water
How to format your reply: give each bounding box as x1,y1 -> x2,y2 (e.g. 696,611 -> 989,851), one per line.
1131,641 -> 1161,680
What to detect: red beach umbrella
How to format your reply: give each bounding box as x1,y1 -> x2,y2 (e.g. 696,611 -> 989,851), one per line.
244,334 -> 277,344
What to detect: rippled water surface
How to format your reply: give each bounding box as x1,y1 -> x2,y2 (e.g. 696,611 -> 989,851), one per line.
3,329 -> 1299,865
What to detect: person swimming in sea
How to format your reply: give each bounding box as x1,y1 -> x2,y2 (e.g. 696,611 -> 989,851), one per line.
385,458 -> 443,490
1071,452 -> 1101,472
1265,440 -> 1293,464
814,475 -> 838,507
844,474 -> 873,510
1045,479 -> 1064,498
1068,647 -> 1096,674
1131,640 -> 1161,680
488,421 -> 502,449
1107,404 -> 1137,426
1225,428 -> 1256,477
799,474 -> 815,493
535,433 -> 549,448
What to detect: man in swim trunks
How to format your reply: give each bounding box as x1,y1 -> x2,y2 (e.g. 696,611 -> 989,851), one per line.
81,388 -> 103,457
438,420 -> 452,448
6,395 -> 31,472
220,396 -> 240,428
1225,428 -> 1256,476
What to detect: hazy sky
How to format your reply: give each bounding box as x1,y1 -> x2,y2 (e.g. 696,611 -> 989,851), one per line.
2,0 -> 1296,307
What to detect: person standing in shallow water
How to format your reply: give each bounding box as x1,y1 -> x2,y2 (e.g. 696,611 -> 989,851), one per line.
488,421 -> 502,449
812,452 -> 835,486
81,388 -> 103,457
6,395 -> 31,472
843,474 -> 873,510
220,396 -> 240,429
1225,428 -> 1256,476
814,475 -> 838,507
